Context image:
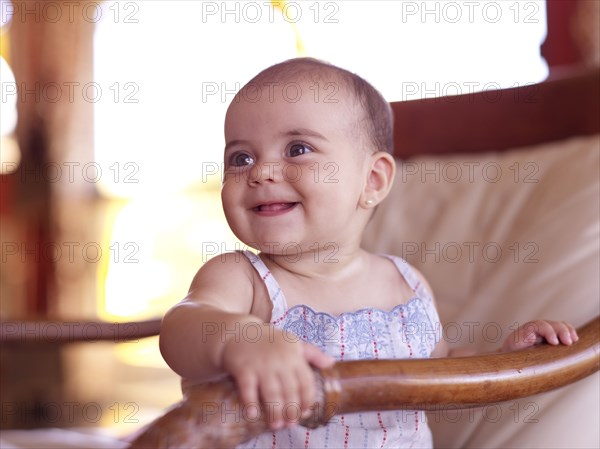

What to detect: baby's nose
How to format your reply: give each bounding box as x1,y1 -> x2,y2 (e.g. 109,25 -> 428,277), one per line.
248,161 -> 283,184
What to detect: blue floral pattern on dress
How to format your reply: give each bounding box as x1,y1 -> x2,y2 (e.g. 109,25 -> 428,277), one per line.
280,298 -> 440,362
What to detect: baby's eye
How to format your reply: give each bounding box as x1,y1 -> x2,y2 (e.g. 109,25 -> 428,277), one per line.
229,152 -> 255,167
287,143 -> 313,157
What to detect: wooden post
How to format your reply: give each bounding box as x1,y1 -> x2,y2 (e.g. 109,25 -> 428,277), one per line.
8,0 -> 96,318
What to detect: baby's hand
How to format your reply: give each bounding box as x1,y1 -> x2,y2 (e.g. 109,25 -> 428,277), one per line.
221,324 -> 334,430
501,320 -> 579,352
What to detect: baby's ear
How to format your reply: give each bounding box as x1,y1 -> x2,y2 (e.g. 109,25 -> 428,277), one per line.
360,151 -> 396,209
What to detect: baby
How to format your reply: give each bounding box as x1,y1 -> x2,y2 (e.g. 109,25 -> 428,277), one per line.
159,58 -> 578,448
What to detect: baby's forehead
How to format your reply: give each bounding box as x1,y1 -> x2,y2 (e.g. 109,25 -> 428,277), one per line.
227,65 -> 370,139
229,77 -> 362,129
238,67 -> 353,101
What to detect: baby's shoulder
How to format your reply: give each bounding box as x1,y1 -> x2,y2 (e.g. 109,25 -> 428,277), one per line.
186,251 -> 260,314
190,251 -> 256,289
199,250 -> 252,267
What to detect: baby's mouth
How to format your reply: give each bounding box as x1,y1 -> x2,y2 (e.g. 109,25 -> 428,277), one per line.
253,202 -> 298,213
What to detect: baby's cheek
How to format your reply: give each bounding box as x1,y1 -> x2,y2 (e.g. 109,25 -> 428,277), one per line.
221,185 -> 238,212
220,193 -> 242,233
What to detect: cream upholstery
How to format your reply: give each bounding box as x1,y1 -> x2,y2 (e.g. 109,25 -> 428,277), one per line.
363,134 -> 600,448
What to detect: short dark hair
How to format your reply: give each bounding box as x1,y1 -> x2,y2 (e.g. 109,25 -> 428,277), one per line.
239,57 -> 394,154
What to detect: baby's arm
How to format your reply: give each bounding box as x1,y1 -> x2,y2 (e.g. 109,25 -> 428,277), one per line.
159,253 -> 260,380
159,253 -> 333,429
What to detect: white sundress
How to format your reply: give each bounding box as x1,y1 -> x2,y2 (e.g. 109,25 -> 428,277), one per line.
236,250 -> 442,449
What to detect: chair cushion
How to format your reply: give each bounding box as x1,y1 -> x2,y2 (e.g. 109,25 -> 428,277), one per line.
362,134 -> 600,448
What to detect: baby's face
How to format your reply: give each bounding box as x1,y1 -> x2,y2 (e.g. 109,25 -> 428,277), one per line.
221,79 -> 372,254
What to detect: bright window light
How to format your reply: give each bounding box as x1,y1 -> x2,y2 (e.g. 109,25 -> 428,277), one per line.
94,0 -> 547,197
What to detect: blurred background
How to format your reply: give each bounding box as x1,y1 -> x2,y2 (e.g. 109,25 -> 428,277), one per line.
0,0 -> 598,440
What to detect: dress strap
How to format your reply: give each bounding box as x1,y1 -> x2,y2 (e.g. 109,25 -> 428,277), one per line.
240,250 -> 288,323
384,254 -> 442,347
383,255 -> 432,300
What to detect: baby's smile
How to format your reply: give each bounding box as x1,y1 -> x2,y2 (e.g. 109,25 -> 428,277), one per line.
252,201 -> 299,216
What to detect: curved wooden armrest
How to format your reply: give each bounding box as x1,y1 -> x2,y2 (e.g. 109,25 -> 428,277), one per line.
0,318 -> 161,344
129,317 -> 599,449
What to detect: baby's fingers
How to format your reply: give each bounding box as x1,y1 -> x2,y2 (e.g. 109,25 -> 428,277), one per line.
259,374 -> 286,429
295,363 -> 317,422
534,320 -> 577,346
554,321 -> 578,345
303,343 -> 335,369
299,344 -> 334,419
278,370 -> 302,428
236,371 -> 261,420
